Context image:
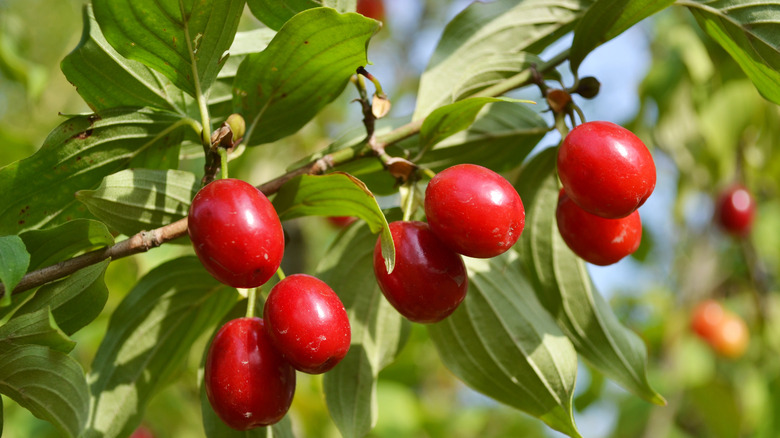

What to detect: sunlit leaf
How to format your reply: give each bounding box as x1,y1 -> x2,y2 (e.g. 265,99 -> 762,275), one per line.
76,168 -> 199,236
428,252 -> 582,438
0,108 -> 191,235
0,307 -> 75,353
273,172 -> 395,273
682,0 -> 780,105
451,52 -> 559,101
92,0 -> 245,97
0,344 -> 89,438
86,257 -> 239,438
318,222 -> 410,438
515,147 -> 665,405
247,0 -> 357,30
234,8 -> 379,145
569,0 -> 674,72
414,0 -> 593,120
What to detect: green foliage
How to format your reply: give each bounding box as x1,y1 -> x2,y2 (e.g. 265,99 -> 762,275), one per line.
2,0 -> 780,437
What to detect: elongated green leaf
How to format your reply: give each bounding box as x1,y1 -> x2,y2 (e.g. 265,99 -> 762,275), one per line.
247,0 -> 357,30
419,97 -> 532,151
569,0 -> 674,72
414,0 -> 593,120
76,169 -> 199,236
86,256 -> 239,438
428,252 -> 581,438
0,344 -> 89,438
0,107 -> 190,235
20,219 -> 114,272
318,222 -> 410,438
234,8 -> 379,145
682,0 -> 780,105
451,52 -> 558,101
61,6 -> 190,113
515,147 -> 665,405
15,260 -> 109,335
0,235 -> 30,306
0,307 -> 75,353
92,0 -> 245,97
273,172 -> 395,273
406,102 -> 549,173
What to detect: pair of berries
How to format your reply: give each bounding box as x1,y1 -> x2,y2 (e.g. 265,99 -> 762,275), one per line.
373,164 -> 525,323
556,121 -> 657,265
691,299 -> 749,359
188,179 -> 351,430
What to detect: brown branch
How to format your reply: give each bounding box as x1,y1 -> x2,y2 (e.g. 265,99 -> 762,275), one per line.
0,49 -> 571,299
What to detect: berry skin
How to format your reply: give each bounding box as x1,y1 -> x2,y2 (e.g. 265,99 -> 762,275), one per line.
264,274 -> 351,374
557,121 -> 656,219
424,164 -> 525,258
356,0 -> 385,21
205,318 -> 295,430
691,299 -> 726,341
715,184 -> 756,237
556,189 -> 642,266
373,221 -> 468,323
327,216 -> 357,228
710,313 -> 749,359
188,178 -> 284,288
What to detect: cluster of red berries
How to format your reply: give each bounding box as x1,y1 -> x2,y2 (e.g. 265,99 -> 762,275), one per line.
556,121 -> 657,265
373,164 -> 525,323
691,299 -> 749,359
188,179 -> 351,430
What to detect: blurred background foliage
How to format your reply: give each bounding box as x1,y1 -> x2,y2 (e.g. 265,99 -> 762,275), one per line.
1,0 -> 779,437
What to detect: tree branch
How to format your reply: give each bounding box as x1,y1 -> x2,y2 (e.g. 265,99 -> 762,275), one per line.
0,49 -> 570,299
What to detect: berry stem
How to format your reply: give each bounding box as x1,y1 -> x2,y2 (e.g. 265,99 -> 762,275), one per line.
276,267 -> 286,281
245,288 -> 258,319
219,148 -> 229,180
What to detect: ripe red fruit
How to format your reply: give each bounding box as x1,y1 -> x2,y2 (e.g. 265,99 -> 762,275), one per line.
205,318 -> 295,430
691,300 -> 726,341
264,274 -> 351,374
715,184 -> 756,236
373,221 -> 468,323
710,313 -> 749,359
557,121 -> 656,218
356,0 -> 385,21
556,189 -> 642,266
188,178 -> 284,288
327,216 -> 357,228
424,164 -> 525,258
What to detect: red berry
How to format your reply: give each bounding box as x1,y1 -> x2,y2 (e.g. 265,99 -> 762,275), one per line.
557,121 -> 656,218
188,178 -> 284,288
715,184 -> 756,236
129,426 -> 154,438
424,164 -> 525,258
204,318 -> 295,430
327,216 -> 357,228
710,313 -> 749,359
264,274 -> 351,374
373,221 -> 468,323
356,0 -> 385,21
691,300 -> 726,341
556,189 -> 642,266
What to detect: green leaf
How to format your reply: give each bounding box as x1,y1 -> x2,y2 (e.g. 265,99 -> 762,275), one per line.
20,219 -> 115,272
0,344 -> 89,438
569,0 -> 674,72
15,260 -> 110,335
0,235 -> 30,306
0,107 -> 190,235
92,0 -> 245,97
682,0 -> 780,105
413,0 -> 593,120
61,6 -> 191,113
419,97 -> 533,151
318,222 -> 410,438
85,256 -> 239,438
76,168 -> 199,236
273,172 -> 395,273
234,8 -> 379,145
515,147 -> 665,405
247,0 -> 357,31
416,102 -> 548,173
0,307 -> 75,353
451,52 -> 559,102
428,252 -> 581,438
